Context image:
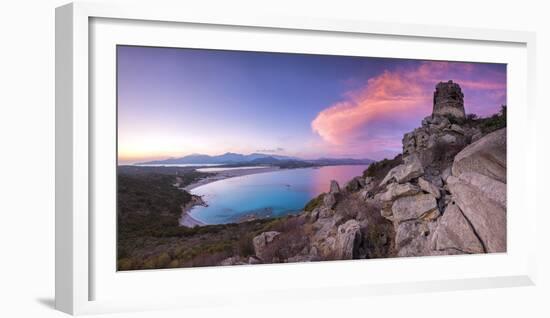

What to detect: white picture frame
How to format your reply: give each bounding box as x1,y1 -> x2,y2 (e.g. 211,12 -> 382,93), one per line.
55,1 -> 537,315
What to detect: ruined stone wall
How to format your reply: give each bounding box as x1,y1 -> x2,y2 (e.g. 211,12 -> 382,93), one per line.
433,80 -> 465,118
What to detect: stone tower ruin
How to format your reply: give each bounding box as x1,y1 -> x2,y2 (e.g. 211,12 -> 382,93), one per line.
432,80 -> 465,118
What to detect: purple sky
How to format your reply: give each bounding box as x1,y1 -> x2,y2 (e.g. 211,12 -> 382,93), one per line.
117,45 -> 506,164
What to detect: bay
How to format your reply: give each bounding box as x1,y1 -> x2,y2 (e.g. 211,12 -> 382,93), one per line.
188,165 -> 368,224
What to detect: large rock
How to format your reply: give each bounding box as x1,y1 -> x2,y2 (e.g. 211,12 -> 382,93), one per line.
253,231 -> 281,261
345,176 -> 365,192
447,176 -> 506,253
219,256 -> 247,266
449,124 -> 465,135
381,154 -> 424,185
380,202 -> 394,221
391,193 -> 439,223
430,116 -> 451,130
395,220 -> 439,257
403,131 -> 417,156
287,246 -> 320,263
323,193 -> 337,209
432,203 -> 484,254
452,128 -> 507,183
456,172 -> 506,207
441,167 -> 452,182
376,182 -> 420,202
439,133 -> 457,145
334,220 -> 362,259
322,180 -> 342,209
329,180 -> 341,194
418,177 -> 441,199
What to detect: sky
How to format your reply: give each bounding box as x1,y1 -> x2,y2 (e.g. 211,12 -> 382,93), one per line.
117,45 -> 506,164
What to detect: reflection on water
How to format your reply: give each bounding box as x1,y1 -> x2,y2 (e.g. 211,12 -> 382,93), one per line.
136,163 -> 222,167
187,165 -> 368,225
197,166 -> 267,172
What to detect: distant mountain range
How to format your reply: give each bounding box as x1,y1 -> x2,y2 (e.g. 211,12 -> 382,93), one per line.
138,152 -> 373,166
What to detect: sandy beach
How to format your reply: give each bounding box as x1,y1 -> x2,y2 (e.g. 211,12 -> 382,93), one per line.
180,209 -> 205,227
183,166 -> 281,191
179,195 -> 207,227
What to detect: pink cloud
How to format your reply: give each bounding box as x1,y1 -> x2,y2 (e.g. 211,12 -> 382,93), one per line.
311,61 -> 506,160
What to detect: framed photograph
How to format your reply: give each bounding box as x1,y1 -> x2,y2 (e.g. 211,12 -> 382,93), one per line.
56,2 -> 537,315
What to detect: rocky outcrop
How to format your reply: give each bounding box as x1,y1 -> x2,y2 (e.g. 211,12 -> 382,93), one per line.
452,128 -> 507,183
253,231 -> 280,261
379,127 -> 506,257
453,172 -> 506,207
391,193 -> 439,223
380,154 -> 424,185
447,175 -> 506,253
395,220 -> 439,257
219,256 -> 248,266
418,177 -> 441,199
334,220 -> 362,259
402,118 -> 471,168
431,203 -> 484,254
370,83 -> 506,257
444,128 -> 507,253
323,180 -> 341,209
376,182 -> 420,203
242,82 -> 506,265
330,180 -> 341,193
345,176 -> 365,192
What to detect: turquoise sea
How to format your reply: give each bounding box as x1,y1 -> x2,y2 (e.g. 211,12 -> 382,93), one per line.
187,165 -> 368,224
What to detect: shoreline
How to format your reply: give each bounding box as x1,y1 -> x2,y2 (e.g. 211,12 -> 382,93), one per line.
179,195 -> 207,227
178,164 -> 366,227
179,166 -> 281,227
183,166 -> 281,191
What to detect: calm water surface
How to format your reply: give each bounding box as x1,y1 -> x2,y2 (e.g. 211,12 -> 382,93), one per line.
187,165 -> 368,224
136,163 -> 222,167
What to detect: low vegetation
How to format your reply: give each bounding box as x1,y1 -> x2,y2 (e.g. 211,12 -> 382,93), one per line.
362,154 -> 403,193
118,103 -> 507,269
117,167 -> 276,270
362,155 -> 402,179
448,105 -> 507,134
476,105 -> 507,134
118,165 -> 212,187
304,193 -> 325,212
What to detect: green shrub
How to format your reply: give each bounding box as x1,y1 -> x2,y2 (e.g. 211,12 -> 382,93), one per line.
304,193 -> 325,212
478,105 -> 506,133
142,257 -> 157,269
117,258 -> 134,271
362,155 -> 402,179
156,252 -> 172,268
237,233 -> 255,257
168,259 -> 180,268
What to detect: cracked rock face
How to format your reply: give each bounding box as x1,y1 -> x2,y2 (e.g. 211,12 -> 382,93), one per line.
431,203 -> 484,254
329,180 -> 341,194
391,193 -> 438,223
253,231 -> 281,261
447,175 -> 506,253
334,220 -> 362,259
395,220 -> 439,257
376,182 -> 421,202
418,177 -> 441,199
445,128 -> 507,253
452,128 -> 507,183
453,172 -> 506,207
242,82 -> 506,265
381,154 -> 424,185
